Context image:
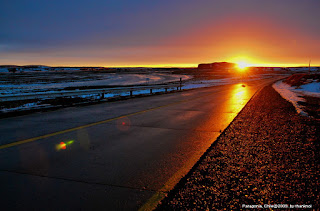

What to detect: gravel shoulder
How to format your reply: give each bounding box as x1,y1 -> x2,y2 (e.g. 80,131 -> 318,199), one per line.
157,85 -> 320,210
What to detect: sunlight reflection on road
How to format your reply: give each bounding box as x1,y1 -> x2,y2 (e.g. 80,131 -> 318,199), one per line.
230,83 -> 249,107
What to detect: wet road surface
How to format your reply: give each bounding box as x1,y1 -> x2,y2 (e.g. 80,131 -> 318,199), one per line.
0,77 -> 282,210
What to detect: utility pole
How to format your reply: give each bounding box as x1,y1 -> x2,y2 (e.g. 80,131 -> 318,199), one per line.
309,60 -> 311,73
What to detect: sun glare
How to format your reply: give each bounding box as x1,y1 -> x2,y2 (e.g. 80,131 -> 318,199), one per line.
237,61 -> 249,70
228,56 -> 256,72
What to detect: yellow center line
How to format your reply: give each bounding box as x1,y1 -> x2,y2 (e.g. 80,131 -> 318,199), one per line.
0,89 -> 227,150
0,102 -> 179,150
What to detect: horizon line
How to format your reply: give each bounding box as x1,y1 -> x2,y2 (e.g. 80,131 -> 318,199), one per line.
1,63 -> 319,68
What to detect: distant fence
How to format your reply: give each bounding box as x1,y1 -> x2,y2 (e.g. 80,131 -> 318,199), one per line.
0,83 -> 183,102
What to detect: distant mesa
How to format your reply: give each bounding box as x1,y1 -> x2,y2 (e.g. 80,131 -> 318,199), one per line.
198,62 -> 236,70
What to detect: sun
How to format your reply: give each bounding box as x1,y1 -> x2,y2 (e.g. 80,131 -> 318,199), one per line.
228,56 -> 256,72
237,61 -> 249,70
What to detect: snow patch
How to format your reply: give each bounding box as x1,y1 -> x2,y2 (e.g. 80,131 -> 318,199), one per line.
295,82 -> 320,97
272,81 -> 308,116
0,68 -> 9,73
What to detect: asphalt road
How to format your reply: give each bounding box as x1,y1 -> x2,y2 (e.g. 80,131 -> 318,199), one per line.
0,76 -> 283,210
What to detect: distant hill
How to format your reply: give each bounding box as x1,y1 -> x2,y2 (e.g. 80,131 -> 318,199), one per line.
0,65 -> 89,73
198,62 -> 236,70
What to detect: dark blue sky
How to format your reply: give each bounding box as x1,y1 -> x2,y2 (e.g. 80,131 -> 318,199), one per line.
1,0 -> 320,66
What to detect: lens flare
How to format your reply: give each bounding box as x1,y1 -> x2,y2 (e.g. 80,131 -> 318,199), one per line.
116,117 -> 131,131
66,140 -> 74,145
56,140 -> 74,150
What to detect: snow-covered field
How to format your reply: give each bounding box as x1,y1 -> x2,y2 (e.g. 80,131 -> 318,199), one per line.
273,77 -> 320,117
0,71 -> 284,113
0,73 -> 191,95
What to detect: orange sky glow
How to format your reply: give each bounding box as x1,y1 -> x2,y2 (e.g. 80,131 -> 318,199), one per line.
1,1 -> 319,68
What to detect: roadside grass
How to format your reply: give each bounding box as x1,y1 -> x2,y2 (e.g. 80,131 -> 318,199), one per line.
299,96 -> 320,120
284,73 -> 320,87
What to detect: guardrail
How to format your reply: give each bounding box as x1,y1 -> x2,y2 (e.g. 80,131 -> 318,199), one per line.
0,83 -> 183,102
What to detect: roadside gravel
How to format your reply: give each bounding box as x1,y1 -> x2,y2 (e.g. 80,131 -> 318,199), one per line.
157,85 -> 319,210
